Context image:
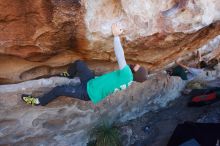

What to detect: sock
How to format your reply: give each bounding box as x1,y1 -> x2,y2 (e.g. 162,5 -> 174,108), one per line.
36,98 -> 40,104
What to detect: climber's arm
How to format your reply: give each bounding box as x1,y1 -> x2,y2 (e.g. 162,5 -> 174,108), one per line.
197,50 -> 202,62
114,36 -> 127,70
112,24 -> 127,70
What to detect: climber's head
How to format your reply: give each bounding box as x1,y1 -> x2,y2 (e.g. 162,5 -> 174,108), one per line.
199,61 -> 208,69
199,59 -> 218,70
207,58 -> 219,70
129,64 -> 147,82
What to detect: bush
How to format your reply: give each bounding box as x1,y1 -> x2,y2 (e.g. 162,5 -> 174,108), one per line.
88,122 -> 122,146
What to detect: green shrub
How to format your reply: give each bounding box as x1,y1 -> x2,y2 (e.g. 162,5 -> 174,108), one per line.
88,122 -> 122,146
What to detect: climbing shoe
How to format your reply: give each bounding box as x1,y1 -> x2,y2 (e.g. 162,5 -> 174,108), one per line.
21,94 -> 40,106
60,71 -> 70,78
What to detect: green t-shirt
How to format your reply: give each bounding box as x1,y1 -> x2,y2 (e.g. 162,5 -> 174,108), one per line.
87,65 -> 133,104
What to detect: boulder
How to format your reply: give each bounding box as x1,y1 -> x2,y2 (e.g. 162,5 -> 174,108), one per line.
0,75 -> 185,145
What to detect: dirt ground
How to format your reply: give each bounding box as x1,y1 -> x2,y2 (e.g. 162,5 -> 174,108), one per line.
119,95 -> 220,146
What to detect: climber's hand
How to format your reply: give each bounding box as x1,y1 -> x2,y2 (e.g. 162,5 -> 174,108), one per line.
112,23 -> 123,36
175,60 -> 179,65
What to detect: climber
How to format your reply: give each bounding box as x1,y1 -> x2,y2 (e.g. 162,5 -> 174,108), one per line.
21,23 -> 147,106
167,53 -> 220,106
174,60 -> 205,81
167,50 -> 218,81
166,59 -> 205,81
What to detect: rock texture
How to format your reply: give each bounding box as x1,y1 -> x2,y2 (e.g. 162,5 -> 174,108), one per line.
1,1 -> 220,145
120,91 -> 220,146
0,0 -> 220,146
0,0 -> 220,83
0,75 -> 185,145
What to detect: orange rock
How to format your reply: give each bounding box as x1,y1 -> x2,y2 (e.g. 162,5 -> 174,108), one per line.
0,0 -> 220,84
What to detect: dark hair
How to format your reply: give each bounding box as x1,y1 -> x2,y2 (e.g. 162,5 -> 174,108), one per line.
207,58 -> 218,70
199,61 -> 208,69
129,64 -> 147,82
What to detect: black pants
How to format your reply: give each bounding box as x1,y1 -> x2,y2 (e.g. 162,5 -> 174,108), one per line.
39,60 -> 95,106
170,66 -> 187,80
189,87 -> 220,97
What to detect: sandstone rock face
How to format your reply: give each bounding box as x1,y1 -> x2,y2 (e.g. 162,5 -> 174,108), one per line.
0,0 -> 86,84
0,75 -> 185,145
0,0 -> 220,84
1,1 -> 220,145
